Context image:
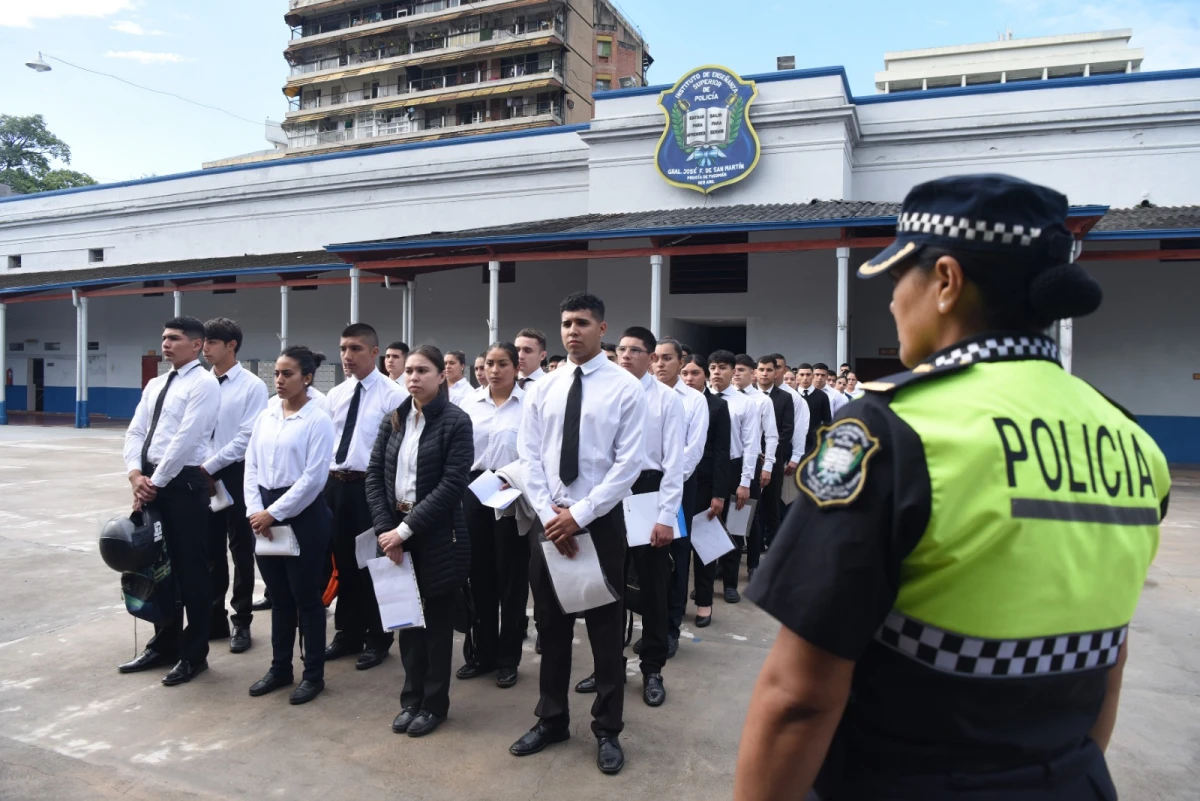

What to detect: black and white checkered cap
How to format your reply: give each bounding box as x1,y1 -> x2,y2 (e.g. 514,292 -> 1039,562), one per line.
877,610 -> 1127,679
931,335 -> 1059,368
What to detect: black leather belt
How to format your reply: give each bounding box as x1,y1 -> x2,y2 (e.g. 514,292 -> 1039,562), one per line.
396,501 -> 414,514
330,470 -> 366,482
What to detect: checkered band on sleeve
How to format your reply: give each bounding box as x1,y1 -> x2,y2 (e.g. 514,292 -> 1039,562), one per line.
931,335 -> 1059,368
898,212 -> 1043,246
876,610 -> 1127,679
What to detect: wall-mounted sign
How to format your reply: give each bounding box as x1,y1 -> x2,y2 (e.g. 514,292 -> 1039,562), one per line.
655,65 -> 760,194
878,347 -> 899,356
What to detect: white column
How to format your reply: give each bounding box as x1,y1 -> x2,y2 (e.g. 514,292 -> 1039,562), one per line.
650,254 -> 663,335
79,297 -> 89,428
1059,318 -> 1073,375
399,283 -> 410,344
1083,64 -> 1091,78
280,286 -> 290,352
405,277 -> 416,343
0,302 -> 8,424
487,260 -> 500,345
836,247 -> 849,369
349,267 -> 361,324
173,290 -> 182,317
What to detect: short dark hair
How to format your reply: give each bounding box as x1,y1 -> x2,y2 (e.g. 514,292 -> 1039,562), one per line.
709,350 -> 736,368
515,328 -> 547,351
621,326 -> 656,353
601,342 -> 617,354
341,323 -> 379,349
757,355 -> 778,367
734,354 -> 756,369
796,362 -> 813,371
679,343 -> 693,357
165,316 -> 206,341
657,337 -> 683,360
839,363 -> 850,371
386,341 -> 409,354
683,354 -> 709,376
560,291 -> 605,322
204,317 -> 244,354
813,362 -> 830,373
767,353 -> 785,366
548,354 -> 565,364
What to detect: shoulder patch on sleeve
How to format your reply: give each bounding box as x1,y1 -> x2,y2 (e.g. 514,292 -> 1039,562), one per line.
861,360 -> 972,395
796,418 -> 881,508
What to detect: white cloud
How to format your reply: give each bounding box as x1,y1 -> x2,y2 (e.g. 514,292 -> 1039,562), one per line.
0,0 -> 134,28
1000,0 -> 1200,71
110,20 -> 165,36
105,50 -> 194,65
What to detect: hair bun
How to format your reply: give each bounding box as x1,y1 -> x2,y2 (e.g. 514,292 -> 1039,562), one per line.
1028,263 -> 1102,323
311,351 -> 327,369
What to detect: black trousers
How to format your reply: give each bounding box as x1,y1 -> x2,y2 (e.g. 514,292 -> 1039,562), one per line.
464,482 -> 530,669
400,591 -> 455,717
208,460 -> 256,632
689,475 -> 718,608
629,470 -> 671,675
719,457 -> 760,590
667,475 -> 698,639
530,506 -> 626,737
145,465 -> 212,664
254,487 -> 332,683
326,476 -> 394,650
758,448 -> 789,553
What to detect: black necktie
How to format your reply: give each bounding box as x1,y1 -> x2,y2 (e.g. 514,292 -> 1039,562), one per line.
142,370 -> 178,468
335,382 -> 364,466
559,366 -> 583,486
218,374 -> 229,385
803,389 -> 810,397
519,377 -> 532,390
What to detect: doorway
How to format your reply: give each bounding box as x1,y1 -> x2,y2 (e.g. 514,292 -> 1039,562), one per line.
141,355 -> 161,388
664,320 -> 747,360
28,358 -> 44,412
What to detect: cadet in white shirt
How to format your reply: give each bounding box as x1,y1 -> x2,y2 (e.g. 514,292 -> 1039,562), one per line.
201,318 -> 269,655
384,341 -> 412,401
243,346 -> 335,705
515,327 -> 548,389
444,350 -> 472,406
813,362 -> 848,416
731,354 -> 779,589
119,316 -> 221,685
324,323 -> 408,670
771,354 -> 811,532
708,350 -> 762,605
510,293 -> 645,776
458,342 -> 529,689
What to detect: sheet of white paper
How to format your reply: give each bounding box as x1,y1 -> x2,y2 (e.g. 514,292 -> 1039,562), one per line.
209,480 -> 233,513
355,528 -> 378,570
367,556 -> 426,631
689,511 -> 736,565
255,525 -> 300,556
540,532 -> 618,614
468,470 -> 504,502
724,498 -> 758,538
482,486 -> 522,510
781,473 -> 800,506
623,492 -> 683,547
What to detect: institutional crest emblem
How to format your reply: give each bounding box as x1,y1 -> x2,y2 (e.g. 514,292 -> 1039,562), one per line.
655,65 -> 761,194
798,418 -> 881,508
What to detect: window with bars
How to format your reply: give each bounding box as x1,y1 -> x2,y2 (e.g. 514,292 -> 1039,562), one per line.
669,234 -> 749,295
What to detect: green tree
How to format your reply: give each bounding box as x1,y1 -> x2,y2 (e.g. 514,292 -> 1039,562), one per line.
0,114 -> 97,194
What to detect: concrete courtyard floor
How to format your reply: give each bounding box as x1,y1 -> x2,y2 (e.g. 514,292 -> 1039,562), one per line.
0,425 -> 1196,800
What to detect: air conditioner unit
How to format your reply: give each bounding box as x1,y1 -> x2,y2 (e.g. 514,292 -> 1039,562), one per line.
618,76 -> 636,88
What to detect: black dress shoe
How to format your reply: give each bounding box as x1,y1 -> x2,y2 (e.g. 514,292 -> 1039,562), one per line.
497,667 -> 518,688
118,648 -> 173,674
724,586 -> 741,604
534,634 -> 542,655
509,721 -> 570,756
666,636 -> 679,659
289,679 -> 324,705
355,648 -> 387,670
392,707 -> 419,733
597,736 -> 625,775
643,673 -> 666,707
695,613 -> 712,628
162,659 -> 208,686
456,661 -> 497,680
251,597 -> 272,612
631,637 -> 643,654
407,711 -> 445,738
230,626 -> 251,654
574,673 -> 597,694
324,640 -> 363,660
249,672 -> 293,697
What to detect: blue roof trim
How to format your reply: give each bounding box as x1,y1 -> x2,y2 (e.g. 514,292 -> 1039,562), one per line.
0,262 -> 348,298
856,67 -> 1200,105
595,65 -> 854,102
0,124 -> 592,206
1087,228 -> 1200,241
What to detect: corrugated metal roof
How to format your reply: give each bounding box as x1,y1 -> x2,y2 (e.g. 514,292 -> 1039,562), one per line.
1092,205 -> 1200,232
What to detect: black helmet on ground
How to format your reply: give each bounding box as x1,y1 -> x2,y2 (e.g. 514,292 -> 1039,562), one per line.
98,508 -> 164,573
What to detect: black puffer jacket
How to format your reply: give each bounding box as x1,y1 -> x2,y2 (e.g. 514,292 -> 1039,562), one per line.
365,392 -> 472,598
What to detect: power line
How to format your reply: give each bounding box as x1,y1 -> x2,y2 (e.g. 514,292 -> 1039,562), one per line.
44,54 -> 264,128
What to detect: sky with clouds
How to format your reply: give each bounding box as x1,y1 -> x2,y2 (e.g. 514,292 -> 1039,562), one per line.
1,0 -> 1197,184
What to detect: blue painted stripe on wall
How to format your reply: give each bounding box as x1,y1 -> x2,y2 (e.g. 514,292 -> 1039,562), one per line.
43,386 -> 75,415
6,386 -> 27,412
1138,416 -> 1200,466
94,388 -> 142,420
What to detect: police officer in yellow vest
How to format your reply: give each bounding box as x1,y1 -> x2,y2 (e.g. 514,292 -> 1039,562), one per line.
735,174 -> 1170,801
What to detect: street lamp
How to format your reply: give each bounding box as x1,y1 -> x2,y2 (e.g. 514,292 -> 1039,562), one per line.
25,52 -> 51,73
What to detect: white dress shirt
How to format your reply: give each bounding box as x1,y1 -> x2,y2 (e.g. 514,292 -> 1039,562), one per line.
244,398 -> 334,521
743,386 -> 779,472
327,369 -> 407,472
204,362 -> 269,475
464,384 -> 525,472
518,351 -> 646,528
393,376 -> 411,401
639,372 -> 685,528
447,380 -> 472,407
824,385 -> 848,416
123,359 -> 221,488
670,377 -> 709,481
718,385 -> 761,489
520,367 -> 546,386
391,403 -> 427,542
778,383 -> 810,465
270,385 -> 328,416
